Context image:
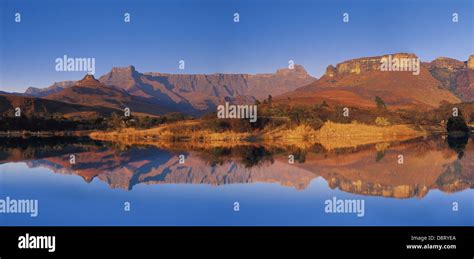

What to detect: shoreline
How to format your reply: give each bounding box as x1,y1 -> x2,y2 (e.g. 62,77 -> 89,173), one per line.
2,121 -> 470,151
0,130 -> 94,137
88,121 -> 433,150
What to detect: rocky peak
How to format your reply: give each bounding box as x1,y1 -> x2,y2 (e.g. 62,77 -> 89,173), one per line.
325,65 -> 337,77
99,65 -> 141,90
25,87 -> 41,95
76,74 -> 103,87
275,64 -> 309,77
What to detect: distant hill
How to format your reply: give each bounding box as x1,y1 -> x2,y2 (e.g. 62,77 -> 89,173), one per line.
0,93 -> 121,119
44,74 -> 174,116
24,81 -> 76,97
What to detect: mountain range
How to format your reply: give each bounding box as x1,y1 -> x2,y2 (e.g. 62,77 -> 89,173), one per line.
12,64 -> 315,117
2,53 -> 473,118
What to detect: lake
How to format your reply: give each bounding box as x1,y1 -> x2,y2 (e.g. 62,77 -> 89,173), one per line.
0,135 -> 472,226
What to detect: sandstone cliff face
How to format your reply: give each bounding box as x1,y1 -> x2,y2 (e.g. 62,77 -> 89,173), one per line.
325,65 -> 337,77
328,53 -> 418,76
143,65 -> 315,101
468,55 -> 474,70
280,53 -> 461,109
325,54 -> 472,79
99,65 -> 139,91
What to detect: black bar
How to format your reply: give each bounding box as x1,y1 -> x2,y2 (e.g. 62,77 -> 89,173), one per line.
0,227 -> 472,258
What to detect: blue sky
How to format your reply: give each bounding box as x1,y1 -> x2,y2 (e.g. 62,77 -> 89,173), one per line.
0,0 -> 472,92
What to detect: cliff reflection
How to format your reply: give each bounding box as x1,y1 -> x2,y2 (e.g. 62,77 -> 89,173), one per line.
0,135 -> 472,198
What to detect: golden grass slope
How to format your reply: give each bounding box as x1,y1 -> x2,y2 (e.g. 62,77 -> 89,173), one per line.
90,120 -> 426,150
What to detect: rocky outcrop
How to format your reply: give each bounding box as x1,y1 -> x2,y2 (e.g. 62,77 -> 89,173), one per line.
454,68 -> 474,101
75,74 -> 104,87
327,53 -> 418,76
99,65 -> 140,91
468,55 -> 474,70
325,65 -> 337,77
324,53 -> 474,78
280,53 -> 460,109
426,55 -> 474,101
429,57 -> 465,70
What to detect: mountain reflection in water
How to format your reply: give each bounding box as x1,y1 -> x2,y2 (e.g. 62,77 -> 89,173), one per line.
0,135 -> 472,199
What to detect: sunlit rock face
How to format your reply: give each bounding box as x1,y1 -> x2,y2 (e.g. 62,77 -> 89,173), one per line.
279,53 -> 461,109
329,53 -> 418,76
429,57 -> 466,71
75,74 -> 104,87
468,55 -> 474,70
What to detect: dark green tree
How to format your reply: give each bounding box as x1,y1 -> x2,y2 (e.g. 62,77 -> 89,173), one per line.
375,96 -> 386,110
446,116 -> 469,133
267,95 -> 273,106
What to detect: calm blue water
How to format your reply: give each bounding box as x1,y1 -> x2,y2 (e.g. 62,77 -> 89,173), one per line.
0,137 -> 473,226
